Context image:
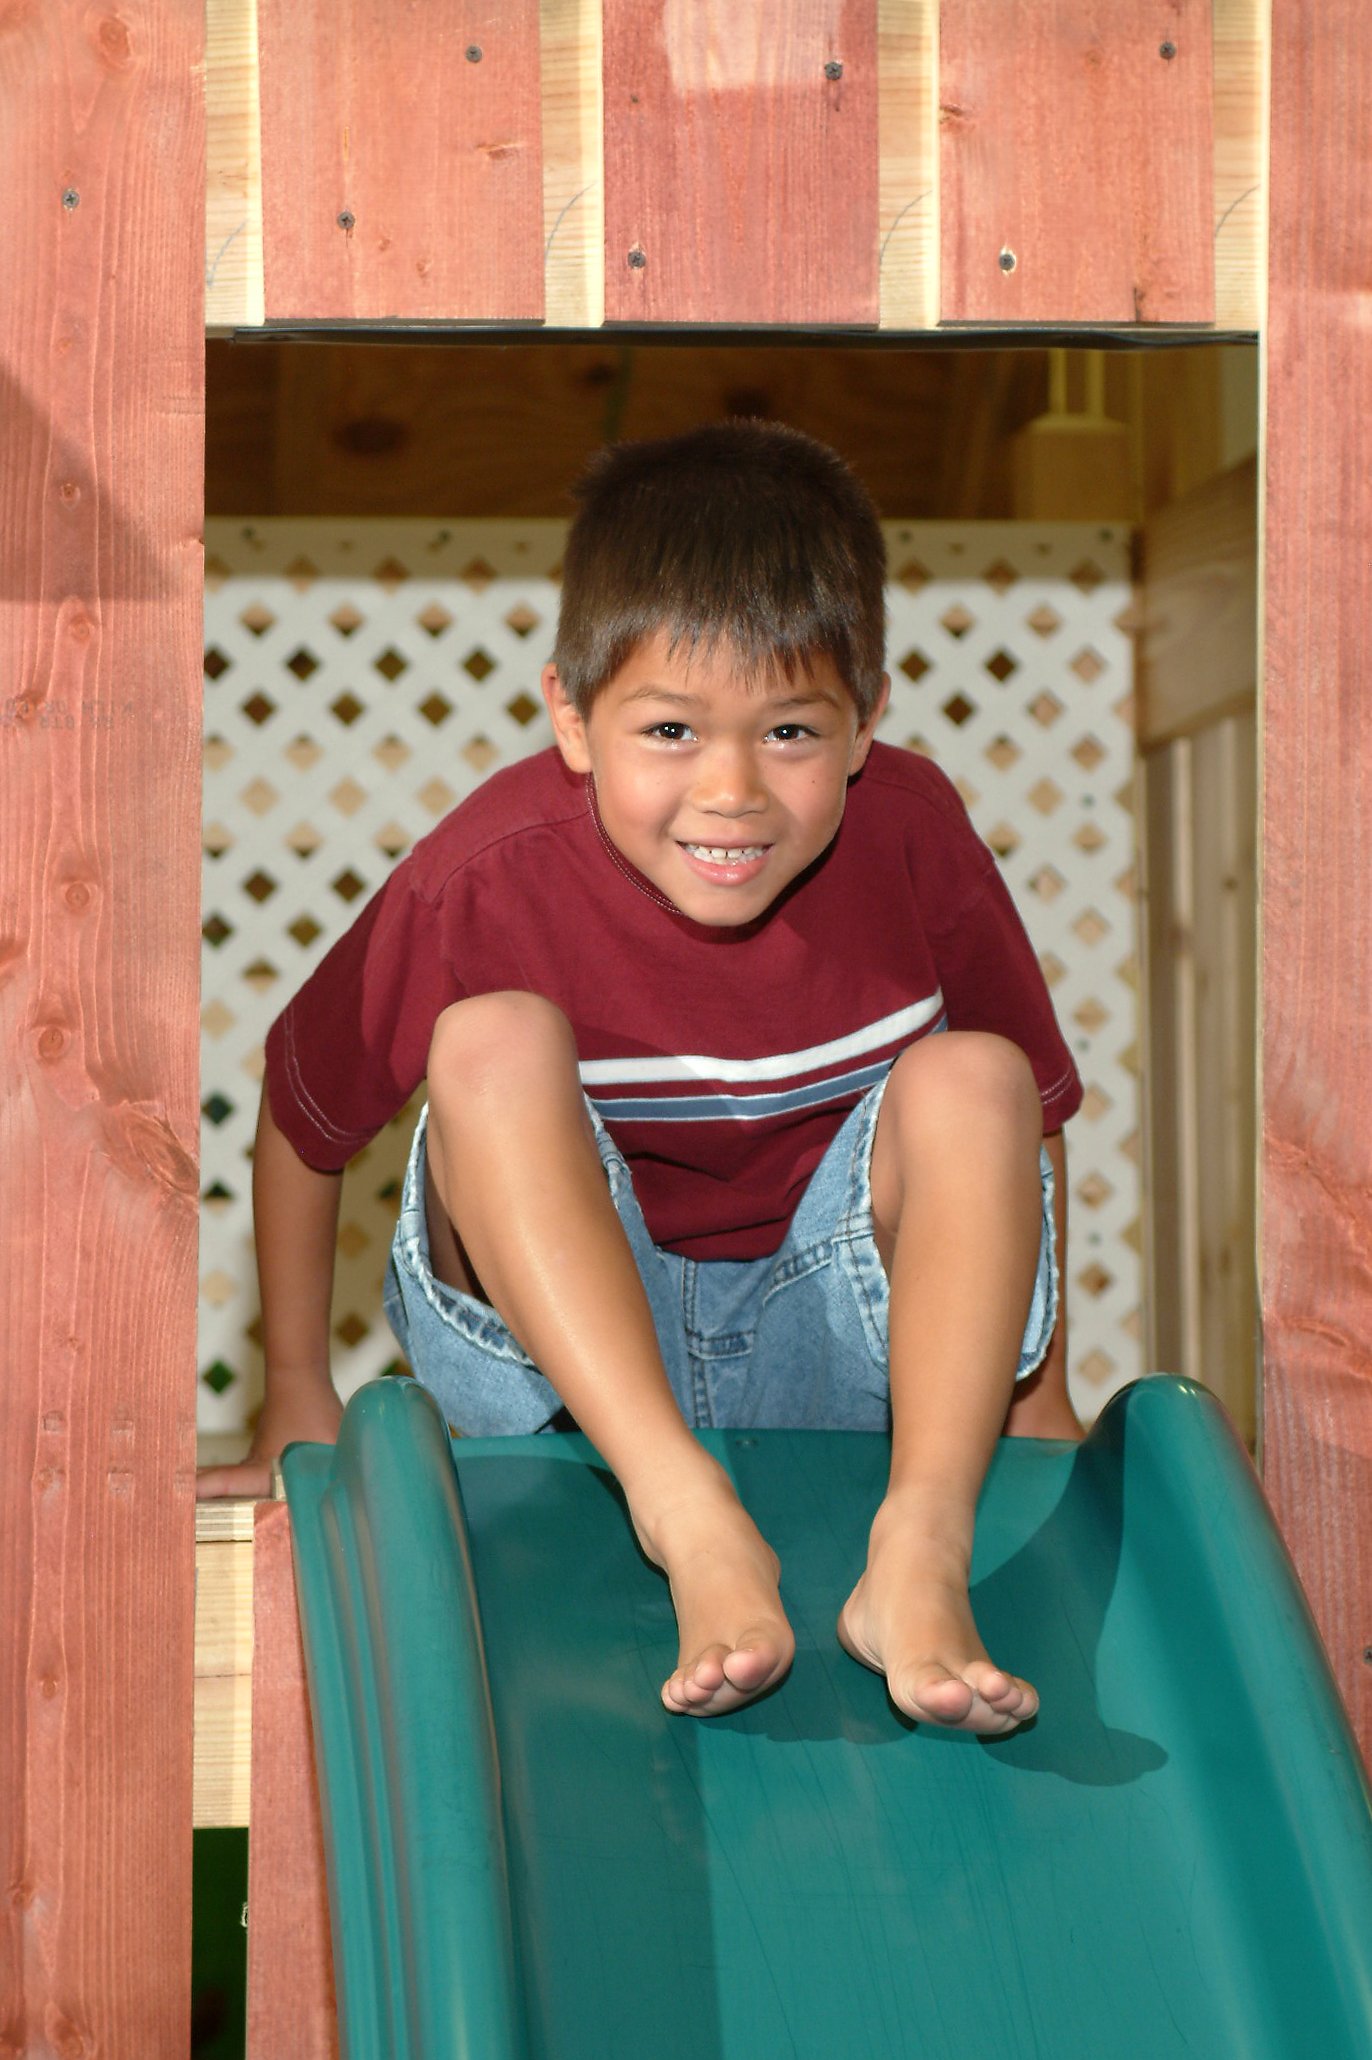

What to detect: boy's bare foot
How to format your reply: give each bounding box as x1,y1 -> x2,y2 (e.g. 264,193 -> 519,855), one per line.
634,1477 -> 795,1717
838,1506 -> 1038,1733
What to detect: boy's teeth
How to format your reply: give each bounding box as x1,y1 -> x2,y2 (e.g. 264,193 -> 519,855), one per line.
685,844 -> 766,863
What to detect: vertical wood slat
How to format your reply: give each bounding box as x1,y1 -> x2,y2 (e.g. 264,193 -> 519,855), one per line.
257,0 -> 545,323
0,5 -> 203,2053
1190,712 -> 1257,1446
246,1505 -> 338,2060
939,0 -> 1215,324
603,0 -> 879,326
1262,0 -> 1372,1762
1140,723 -> 1258,1449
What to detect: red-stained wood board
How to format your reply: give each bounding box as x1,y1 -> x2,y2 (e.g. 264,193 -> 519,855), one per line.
258,0 -> 545,323
1261,0 -> 1372,1767
0,4 -> 203,2051
247,1505 -> 339,2060
939,0 -> 1214,324
603,0 -> 878,327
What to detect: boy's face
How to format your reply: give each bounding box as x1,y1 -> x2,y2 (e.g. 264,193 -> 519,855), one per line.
542,631 -> 889,928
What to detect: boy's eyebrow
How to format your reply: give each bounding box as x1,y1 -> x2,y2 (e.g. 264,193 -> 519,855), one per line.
619,682 -> 837,708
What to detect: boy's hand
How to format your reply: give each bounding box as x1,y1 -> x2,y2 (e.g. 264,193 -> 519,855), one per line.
195,1381 -> 344,1501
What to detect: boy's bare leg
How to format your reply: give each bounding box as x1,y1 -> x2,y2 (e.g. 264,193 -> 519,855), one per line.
424,991 -> 794,1716
838,1032 -> 1044,1732
1003,1129 -> 1084,1441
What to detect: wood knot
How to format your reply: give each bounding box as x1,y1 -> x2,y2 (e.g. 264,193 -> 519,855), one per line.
36,1023 -> 69,1062
95,13 -> 131,67
63,880 -> 92,912
101,1103 -> 199,1201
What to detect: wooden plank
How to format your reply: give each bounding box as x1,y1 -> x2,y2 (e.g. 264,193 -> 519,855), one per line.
542,0 -> 606,327
939,0 -> 1215,325
1190,713 -> 1258,1446
1212,0 -> 1265,334
246,1504 -> 337,2058
1138,455 -> 1257,747
207,0 -> 265,327
878,0 -> 936,329
1139,740 -> 1201,1385
207,0 -> 1263,334
194,1536 -> 255,1827
1262,0 -> 1372,1762
0,5 -> 203,2052
256,0 -> 545,323
603,0 -> 879,326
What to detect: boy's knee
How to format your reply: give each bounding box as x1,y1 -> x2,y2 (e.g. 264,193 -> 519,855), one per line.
884,1031 -> 1041,1140
428,990 -> 578,1097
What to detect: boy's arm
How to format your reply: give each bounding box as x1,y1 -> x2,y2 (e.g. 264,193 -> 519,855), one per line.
195,1087 -> 346,1499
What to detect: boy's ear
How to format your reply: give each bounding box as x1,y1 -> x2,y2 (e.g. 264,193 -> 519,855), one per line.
848,673 -> 890,774
541,664 -> 592,774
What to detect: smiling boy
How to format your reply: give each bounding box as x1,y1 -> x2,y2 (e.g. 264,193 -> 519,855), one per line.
198,422 -> 1083,1731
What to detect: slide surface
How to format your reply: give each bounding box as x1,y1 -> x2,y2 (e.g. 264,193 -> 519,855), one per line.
283,1376 -> 1372,2060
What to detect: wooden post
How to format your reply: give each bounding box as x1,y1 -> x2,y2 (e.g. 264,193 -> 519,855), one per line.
246,1505 -> 337,2060
0,5 -> 204,2050
1262,0 -> 1372,1759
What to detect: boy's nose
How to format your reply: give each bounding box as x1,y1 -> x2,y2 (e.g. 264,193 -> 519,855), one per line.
692,745 -> 767,816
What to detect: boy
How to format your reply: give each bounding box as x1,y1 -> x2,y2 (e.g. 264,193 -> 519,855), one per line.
199,422 -> 1083,1733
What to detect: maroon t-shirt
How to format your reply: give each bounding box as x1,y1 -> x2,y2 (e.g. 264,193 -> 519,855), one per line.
264,743 -> 1082,1258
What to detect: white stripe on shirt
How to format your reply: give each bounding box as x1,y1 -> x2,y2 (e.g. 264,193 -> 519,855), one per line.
578,992 -> 944,1089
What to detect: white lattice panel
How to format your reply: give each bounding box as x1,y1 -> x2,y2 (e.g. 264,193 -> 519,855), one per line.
201,518 -> 1139,1436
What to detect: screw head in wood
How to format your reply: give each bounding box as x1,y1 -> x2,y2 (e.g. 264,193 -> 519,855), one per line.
1159,40 -> 1176,59
998,247 -> 1017,272
465,43 -> 482,62
627,246 -> 647,269
62,189 -> 79,210
824,59 -> 843,80
337,210 -> 356,231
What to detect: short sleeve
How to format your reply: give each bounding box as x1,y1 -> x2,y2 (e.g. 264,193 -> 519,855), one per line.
920,790 -> 1083,1133
263,867 -> 467,1170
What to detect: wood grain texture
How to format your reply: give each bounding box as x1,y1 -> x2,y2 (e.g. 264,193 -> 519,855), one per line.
213,337 -> 1028,518
194,1536 -> 254,1827
246,1504 -> 338,2059
939,0 -> 1215,324
603,0 -> 879,326
1262,0 -> 1372,1762
257,0 -> 545,323
0,4 -> 203,2052
1138,455 -> 1257,746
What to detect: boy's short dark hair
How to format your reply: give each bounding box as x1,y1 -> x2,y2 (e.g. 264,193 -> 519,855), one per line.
553,420 -> 887,719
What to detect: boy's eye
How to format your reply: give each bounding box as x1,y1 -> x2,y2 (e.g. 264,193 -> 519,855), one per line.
645,721 -> 694,742
767,723 -> 818,743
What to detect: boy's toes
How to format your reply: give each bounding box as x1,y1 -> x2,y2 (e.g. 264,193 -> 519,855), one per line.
964,1660 -> 1038,1720
889,1661 -> 977,1727
888,1658 -> 1038,1733
661,1631 -> 792,1717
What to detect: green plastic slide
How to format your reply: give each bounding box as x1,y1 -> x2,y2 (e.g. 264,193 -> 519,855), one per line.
282,1376 -> 1372,2059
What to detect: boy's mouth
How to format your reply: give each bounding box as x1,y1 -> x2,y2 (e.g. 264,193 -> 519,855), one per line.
678,841 -> 771,884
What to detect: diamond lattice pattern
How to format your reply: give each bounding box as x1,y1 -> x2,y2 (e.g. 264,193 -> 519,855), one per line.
201,519 -> 1139,1432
